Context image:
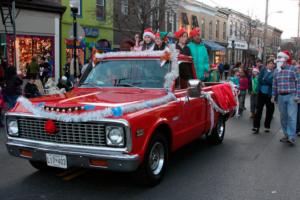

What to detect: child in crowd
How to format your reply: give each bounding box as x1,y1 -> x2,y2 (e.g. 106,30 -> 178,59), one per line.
153,32 -> 169,51
238,69 -> 249,115
229,68 -> 240,87
208,64 -> 220,82
250,68 -> 259,118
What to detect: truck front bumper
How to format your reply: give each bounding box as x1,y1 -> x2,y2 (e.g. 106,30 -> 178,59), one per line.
6,138 -> 140,172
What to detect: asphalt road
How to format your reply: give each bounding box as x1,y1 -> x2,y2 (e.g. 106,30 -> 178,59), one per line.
1,98 -> 300,200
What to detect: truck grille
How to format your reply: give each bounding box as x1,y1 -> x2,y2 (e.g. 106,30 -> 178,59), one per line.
17,117 -> 107,147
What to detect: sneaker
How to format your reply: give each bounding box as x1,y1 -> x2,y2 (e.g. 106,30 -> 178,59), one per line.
280,136 -> 289,143
252,128 -> 259,134
265,128 -> 270,133
287,138 -> 296,145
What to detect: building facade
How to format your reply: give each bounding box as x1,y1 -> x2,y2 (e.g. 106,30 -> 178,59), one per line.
60,0 -> 114,73
0,0 -> 65,81
178,0 -> 227,64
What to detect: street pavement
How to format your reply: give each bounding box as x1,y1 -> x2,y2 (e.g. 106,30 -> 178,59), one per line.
1,98 -> 300,200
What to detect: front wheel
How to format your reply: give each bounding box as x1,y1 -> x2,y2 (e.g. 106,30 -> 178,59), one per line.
136,133 -> 169,187
208,116 -> 226,145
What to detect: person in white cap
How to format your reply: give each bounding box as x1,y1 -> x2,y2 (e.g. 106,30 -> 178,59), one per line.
141,28 -> 155,51
272,51 -> 300,145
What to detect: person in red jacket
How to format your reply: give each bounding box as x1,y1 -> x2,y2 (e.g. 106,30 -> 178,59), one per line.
238,69 -> 249,115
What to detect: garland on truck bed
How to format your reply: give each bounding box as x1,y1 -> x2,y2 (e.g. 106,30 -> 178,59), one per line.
17,46 -> 238,124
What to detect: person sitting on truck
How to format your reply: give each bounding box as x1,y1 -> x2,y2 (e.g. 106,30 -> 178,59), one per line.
187,28 -> 209,81
174,28 -> 191,56
153,32 -> 169,51
141,28 -> 155,51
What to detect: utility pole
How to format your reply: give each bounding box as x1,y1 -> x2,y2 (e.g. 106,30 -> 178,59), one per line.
263,0 -> 269,65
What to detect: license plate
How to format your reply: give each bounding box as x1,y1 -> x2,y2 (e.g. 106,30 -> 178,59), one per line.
46,153 -> 67,169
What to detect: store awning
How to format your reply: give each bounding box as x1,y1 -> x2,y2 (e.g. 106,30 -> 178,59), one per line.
203,40 -> 226,51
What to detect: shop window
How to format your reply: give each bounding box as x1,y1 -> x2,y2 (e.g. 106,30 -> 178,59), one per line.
191,15 -> 199,28
181,13 -> 189,26
235,22 -> 237,37
96,0 -> 105,21
173,13 -> 177,32
175,62 -> 194,89
121,0 -> 128,15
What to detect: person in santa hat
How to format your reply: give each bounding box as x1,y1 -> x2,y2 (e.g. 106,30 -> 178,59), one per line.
187,27 -> 209,81
272,50 -> 300,145
174,28 -> 191,56
141,28 -> 155,51
153,32 -> 169,51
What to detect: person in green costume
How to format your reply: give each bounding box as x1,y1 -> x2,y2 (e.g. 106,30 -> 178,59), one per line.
208,64 -> 220,82
187,27 -> 209,81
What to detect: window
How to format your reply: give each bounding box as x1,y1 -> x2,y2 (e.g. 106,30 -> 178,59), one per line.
201,19 -> 205,39
216,20 -> 220,39
209,21 -> 213,40
191,15 -> 199,28
182,13 -> 189,26
96,0 -> 105,21
230,21 -> 233,36
173,13 -> 177,32
223,22 -> 226,40
167,12 -> 173,32
235,22 -> 237,36
121,0 -> 128,15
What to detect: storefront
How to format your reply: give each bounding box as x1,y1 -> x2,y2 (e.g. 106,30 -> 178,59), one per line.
6,35 -> 54,75
227,40 -> 248,64
0,3 -> 65,81
203,40 -> 226,64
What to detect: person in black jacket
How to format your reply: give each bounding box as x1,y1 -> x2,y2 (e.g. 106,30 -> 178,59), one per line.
3,67 -> 23,109
174,28 -> 191,56
24,75 -> 41,98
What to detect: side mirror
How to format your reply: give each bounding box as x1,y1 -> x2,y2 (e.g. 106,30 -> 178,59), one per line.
187,79 -> 202,98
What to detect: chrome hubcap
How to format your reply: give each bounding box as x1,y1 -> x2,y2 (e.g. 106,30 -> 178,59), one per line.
149,142 -> 165,175
218,121 -> 224,138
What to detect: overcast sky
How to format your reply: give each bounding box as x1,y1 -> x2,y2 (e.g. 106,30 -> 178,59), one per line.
197,0 -> 299,39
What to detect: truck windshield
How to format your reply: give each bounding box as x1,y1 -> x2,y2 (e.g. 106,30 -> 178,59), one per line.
80,60 -> 170,89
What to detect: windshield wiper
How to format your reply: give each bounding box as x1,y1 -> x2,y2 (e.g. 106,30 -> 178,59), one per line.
115,82 -> 144,90
80,82 -> 101,88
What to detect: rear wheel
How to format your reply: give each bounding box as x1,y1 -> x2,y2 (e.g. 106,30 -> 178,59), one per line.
136,133 -> 169,187
208,116 -> 226,145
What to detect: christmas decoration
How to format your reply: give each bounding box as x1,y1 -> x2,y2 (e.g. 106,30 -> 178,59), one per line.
44,119 -> 58,135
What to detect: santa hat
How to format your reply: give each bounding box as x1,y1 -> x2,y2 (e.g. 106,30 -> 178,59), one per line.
174,28 -> 188,39
189,27 -> 201,38
143,28 -> 155,40
276,50 -> 292,65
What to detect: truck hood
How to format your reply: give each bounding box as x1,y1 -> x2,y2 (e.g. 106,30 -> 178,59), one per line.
14,88 -> 169,113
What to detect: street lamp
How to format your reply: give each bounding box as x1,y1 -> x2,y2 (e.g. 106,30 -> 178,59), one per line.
70,2 -> 79,81
263,0 -> 282,64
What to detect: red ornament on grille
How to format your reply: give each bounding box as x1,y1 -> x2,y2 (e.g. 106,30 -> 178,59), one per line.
45,120 -> 58,135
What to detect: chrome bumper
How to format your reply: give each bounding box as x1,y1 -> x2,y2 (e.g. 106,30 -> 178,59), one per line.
6,138 -> 140,172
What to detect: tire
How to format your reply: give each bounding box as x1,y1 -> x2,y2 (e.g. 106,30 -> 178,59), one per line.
208,116 -> 226,145
29,160 -> 51,171
136,133 -> 169,187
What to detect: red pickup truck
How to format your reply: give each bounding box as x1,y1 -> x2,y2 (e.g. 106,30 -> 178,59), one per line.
5,50 -> 237,186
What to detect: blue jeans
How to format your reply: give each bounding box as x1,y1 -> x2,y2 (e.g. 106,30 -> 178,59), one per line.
277,94 -> 297,139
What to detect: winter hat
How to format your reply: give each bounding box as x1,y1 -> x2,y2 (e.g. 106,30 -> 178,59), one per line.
174,28 -> 188,39
143,28 -> 155,40
276,51 -> 292,65
189,27 -> 201,38
155,32 -> 169,42
211,64 -> 218,70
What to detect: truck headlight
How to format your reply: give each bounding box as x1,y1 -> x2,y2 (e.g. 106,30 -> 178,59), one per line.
106,126 -> 124,147
7,120 -> 19,136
